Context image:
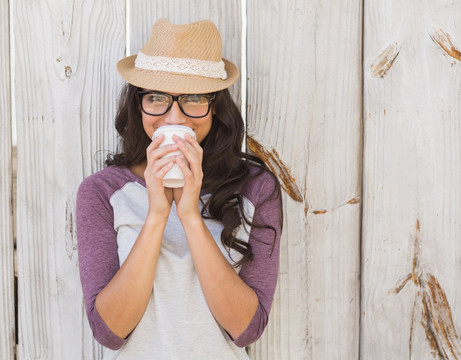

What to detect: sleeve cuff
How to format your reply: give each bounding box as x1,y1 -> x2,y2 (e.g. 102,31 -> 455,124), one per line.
232,303 -> 265,348
90,306 -> 127,350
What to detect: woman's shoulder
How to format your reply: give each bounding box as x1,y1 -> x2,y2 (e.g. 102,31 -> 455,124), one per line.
79,165 -> 124,186
77,165 -> 142,200
241,165 -> 280,205
247,164 -> 277,184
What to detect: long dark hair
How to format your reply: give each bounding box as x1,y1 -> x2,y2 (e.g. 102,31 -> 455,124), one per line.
106,83 -> 282,266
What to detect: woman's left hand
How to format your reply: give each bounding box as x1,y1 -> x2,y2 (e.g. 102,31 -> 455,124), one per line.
172,133 -> 203,220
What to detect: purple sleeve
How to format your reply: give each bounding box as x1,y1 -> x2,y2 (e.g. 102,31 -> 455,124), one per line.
233,172 -> 282,347
76,177 -> 126,350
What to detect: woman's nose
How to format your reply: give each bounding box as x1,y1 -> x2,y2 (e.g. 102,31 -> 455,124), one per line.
164,101 -> 186,124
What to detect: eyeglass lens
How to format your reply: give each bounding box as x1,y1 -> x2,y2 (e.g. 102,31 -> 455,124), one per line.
141,93 -> 212,117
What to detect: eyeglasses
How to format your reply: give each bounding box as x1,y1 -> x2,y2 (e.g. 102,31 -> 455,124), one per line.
137,89 -> 216,118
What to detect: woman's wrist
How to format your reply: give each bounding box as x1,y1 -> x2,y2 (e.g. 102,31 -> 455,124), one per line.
178,211 -> 203,229
144,212 -> 169,228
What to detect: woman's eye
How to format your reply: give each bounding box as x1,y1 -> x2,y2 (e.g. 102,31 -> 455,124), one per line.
148,95 -> 168,103
185,95 -> 206,104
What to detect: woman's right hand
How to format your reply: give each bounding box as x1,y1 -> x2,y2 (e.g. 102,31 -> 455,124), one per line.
144,134 -> 176,218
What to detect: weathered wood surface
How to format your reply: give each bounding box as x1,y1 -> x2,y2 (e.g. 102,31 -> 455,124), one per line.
0,0 -> 15,359
13,0 -> 125,358
361,1 -> 461,359
8,0 -> 461,359
246,1 -> 363,359
129,0 -> 242,105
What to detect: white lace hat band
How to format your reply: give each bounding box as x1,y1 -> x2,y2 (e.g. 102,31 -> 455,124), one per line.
135,52 -> 228,80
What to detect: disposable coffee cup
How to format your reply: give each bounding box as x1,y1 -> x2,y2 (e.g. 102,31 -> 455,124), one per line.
152,125 -> 197,188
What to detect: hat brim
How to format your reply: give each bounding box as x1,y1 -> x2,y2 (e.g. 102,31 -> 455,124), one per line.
117,55 -> 239,94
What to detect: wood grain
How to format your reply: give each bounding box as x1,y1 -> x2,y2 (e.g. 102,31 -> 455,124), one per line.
13,0 -> 125,358
0,0 -> 15,359
246,1 -> 362,359
361,1 -> 461,358
8,1 -> 460,358
129,0 -> 242,105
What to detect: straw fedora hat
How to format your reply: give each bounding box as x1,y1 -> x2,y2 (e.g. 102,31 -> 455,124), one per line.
117,18 -> 239,94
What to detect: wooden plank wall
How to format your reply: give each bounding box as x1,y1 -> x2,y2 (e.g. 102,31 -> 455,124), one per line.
246,1 -> 362,359
0,0 -> 15,359
3,0 -> 461,359
361,1 -> 461,359
13,0 -> 125,358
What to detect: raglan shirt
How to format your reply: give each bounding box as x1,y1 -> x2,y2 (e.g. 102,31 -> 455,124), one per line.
76,165 -> 281,360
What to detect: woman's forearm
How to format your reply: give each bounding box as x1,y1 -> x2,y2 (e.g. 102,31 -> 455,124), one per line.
95,215 -> 167,339
180,215 -> 259,339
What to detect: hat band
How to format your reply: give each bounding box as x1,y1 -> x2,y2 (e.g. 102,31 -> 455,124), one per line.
135,51 -> 228,80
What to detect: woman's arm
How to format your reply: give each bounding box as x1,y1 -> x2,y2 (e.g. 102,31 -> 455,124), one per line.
94,215 -> 167,339
77,177 -> 169,348
181,216 -> 259,339
77,176 -> 127,350
181,173 -> 282,344
230,173 -> 282,347
173,134 -> 282,344
78,136 -> 178,348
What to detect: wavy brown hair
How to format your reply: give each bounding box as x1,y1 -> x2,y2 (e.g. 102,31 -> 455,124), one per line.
106,83 -> 282,266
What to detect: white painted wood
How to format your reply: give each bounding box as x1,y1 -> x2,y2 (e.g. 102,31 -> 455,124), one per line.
13,1 -> 125,358
362,1 -> 461,359
129,0 -> 242,104
246,1 -> 362,359
10,1 -> 460,359
0,0 -> 15,359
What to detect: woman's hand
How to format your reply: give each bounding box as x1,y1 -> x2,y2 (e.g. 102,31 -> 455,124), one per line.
172,133 -> 203,221
144,134 -> 175,219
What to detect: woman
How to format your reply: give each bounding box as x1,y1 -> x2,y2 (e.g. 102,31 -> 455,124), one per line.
77,18 -> 282,359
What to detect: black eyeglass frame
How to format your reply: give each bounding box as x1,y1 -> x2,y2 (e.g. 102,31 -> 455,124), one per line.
136,89 -> 216,118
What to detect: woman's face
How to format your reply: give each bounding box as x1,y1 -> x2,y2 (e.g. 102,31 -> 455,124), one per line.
140,90 -> 213,143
